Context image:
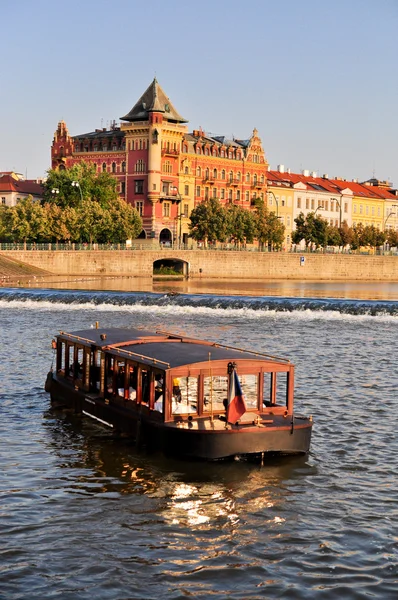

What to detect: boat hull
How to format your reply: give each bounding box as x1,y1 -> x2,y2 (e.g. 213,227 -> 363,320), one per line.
47,373 -> 312,460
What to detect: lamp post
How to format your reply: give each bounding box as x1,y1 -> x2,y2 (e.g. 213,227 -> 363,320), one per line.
384,212 -> 396,231
71,180 -> 83,202
335,199 -> 342,228
172,186 -> 184,248
314,206 -> 324,216
51,188 -> 59,198
267,190 -> 279,217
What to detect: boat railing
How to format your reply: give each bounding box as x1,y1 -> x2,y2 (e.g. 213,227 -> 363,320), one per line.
155,330 -> 291,363
104,345 -> 170,368
59,332 -> 96,344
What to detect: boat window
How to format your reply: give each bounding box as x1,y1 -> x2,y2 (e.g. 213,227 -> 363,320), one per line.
127,363 -> 137,400
172,376 -> 198,414
154,371 -> 165,413
263,373 -> 273,406
239,374 -> 258,409
75,347 -> 84,380
276,372 -> 288,406
59,341 -> 66,373
115,361 -> 126,397
91,350 -> 102,391
67,345 -> 74,378
203,375 -> 228,413
141,369 -> 150,404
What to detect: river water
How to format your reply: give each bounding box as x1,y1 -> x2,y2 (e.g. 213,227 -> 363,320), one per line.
0,281 -> 397,599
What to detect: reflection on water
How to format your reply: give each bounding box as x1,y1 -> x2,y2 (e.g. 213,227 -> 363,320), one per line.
9,273 -> 398,300
0,290 -> 397,599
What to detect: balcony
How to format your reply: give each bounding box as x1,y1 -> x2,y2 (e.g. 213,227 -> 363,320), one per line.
202,176 -> 215,184
161,148 -> 179,157
227,178 -> 240,187
251,182 -> 264,189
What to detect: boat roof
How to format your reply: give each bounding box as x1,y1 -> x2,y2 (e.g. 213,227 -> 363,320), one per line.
57,327 -> 290,369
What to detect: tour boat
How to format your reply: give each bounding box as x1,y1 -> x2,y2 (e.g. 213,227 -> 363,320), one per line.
45,327 -> 312,461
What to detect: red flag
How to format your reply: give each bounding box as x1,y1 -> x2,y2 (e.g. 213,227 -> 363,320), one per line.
227,370 -> 247,424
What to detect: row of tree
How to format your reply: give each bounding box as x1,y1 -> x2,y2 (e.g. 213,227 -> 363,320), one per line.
292,212 -> 398,249
1,161 -> 396,249
188,198 -> 285,249
0,163 -> 142,244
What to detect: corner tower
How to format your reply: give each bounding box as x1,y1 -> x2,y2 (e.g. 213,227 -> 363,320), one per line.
120,78 -> 188,238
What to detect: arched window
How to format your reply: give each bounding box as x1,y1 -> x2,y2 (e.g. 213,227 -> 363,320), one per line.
253,174 -> 257,185
184,166 -> 189,174
122,161 -> 126,173
205,168 -> 209,179
237,172 -> 241,181
260,174 -> 264,184
213,168 -> 217,179
102,163 -> 107,172
112,162 -> 116,173
246,173 -> 250,183
229,170 -> 233,183
197,166 -> 201,177
236,190 -> 241,201
221,170 -> 225,180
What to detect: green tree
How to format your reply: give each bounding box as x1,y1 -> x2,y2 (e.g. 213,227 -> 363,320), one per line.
326,225 -> 342,247
226,204 -> 256,246
0,206 -> 12,241
43,202 -> 73,242
339,220 -> 353,247
386,229 -> 398,247
5,196 -> 47,243
292,212 -> 328,248
362,225 -> 385,250
43,161 -> 118,209
253,199 -> 285,250
77,198 -> 110,244
189,198 -> 227,245
106,197 -> 143,243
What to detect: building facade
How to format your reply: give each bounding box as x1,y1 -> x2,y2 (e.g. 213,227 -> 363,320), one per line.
51,79 -> 269,244
0,172 -> 43,206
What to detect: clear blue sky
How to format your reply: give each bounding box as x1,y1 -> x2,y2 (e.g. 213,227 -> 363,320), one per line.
1,0 -> 397,186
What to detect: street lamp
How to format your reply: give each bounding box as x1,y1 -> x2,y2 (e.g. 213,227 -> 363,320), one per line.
51,188 -> 59,197
384,212 -> 396,230
335,199 -> 342,228
71,180 -> 83,202
314,206 -> 324,215
172,186 -> 184,248
267,191 -> 279,217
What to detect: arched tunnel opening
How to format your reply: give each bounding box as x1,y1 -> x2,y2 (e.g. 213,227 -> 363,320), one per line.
153,258 -> 189,278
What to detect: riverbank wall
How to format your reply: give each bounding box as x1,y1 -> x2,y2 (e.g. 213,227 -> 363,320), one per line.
1,250 -> 398,281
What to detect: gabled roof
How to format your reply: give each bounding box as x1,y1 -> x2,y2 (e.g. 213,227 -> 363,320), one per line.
121,78 -> 188,124
267,170 -> 398,200
0,174 -> 43,196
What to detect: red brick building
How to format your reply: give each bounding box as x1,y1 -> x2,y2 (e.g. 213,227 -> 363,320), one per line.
51,79 -> 269,244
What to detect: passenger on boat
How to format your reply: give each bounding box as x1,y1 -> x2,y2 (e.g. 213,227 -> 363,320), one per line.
172,377 -> 182,402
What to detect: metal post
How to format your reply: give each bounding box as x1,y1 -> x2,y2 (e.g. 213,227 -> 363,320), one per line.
267,190 -> 279,217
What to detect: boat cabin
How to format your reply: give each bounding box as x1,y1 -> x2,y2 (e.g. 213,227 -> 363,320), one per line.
54,327 -> 294,424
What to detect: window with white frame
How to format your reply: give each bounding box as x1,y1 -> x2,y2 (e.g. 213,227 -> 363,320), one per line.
163,202 -> 170,217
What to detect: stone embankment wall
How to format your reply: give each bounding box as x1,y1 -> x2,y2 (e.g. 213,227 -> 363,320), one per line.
1,250 -> 398,281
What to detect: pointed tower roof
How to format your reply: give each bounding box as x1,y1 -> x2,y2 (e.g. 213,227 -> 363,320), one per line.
121,78 -> 188,124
